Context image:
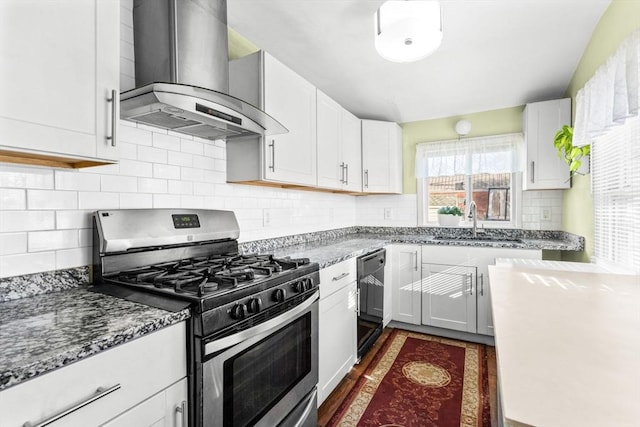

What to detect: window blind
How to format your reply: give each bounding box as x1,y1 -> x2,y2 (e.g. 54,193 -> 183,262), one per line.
592,114 -> 640,273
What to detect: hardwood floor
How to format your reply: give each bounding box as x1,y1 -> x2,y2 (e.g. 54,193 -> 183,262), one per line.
317,327 -> 499,427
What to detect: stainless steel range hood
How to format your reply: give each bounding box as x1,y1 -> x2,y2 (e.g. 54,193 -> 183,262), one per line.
121,0 -> 286,140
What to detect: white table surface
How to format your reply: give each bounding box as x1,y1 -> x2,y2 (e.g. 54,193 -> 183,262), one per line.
488,262 -> 640,427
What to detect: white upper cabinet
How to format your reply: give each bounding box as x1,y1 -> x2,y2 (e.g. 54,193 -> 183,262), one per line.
316,90 -> 362,192
227,51 -> 317,186
361,120 -> 403,194
0,0 -> 119,168
523,98 -> 572,190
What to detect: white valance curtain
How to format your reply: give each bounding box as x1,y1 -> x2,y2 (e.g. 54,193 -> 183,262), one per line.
573,29 -> 640,147
415,133 -> 523,178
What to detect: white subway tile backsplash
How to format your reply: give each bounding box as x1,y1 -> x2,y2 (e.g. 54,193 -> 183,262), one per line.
153,194 -> 181,208
204,144 -> 225,159
138,145 -> 168,164
180,195 -> 205,208
153,133 -> 182,151
153,163 -> 181,180
0,165 -> 54,189
120,193 -> 153,209
0,233 -> 27,256
78,229 -> 92,248
117,141 -> 138,160
167,151 -> 194,167
28,230 -> 78,252
56,210 -> 93,230
119,123 -> 153,145
0,211 -> 54,232
194,182 -> 215,196
101,175 -> 138,193
168,180 -> 193,195
55,170 -> 101,191
28,190 -> 77,210
118,159 -> 153,178
181,139 -> 204,155
56,247 -> 91,271
138,178 -> 168,194
0,251 -> 56,278
0,189 -> 26,210
181,167 -> 204,182
78,192 -> 119,210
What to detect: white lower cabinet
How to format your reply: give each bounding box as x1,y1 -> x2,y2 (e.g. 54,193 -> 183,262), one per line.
318,259 -> 357,405
421,261 -> 477,333
0,323 -> 187,427
102,378 -> 188,427
390,244 -> 422,325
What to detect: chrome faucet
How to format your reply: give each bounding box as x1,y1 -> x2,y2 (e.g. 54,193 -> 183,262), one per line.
468,200 -> 478,238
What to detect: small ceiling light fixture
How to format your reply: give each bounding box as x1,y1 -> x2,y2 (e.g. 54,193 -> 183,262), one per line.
374,0 -> 443,63
455,119 -> 472,137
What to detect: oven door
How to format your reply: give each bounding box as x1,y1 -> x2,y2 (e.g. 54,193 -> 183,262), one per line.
201,292 -> 319,427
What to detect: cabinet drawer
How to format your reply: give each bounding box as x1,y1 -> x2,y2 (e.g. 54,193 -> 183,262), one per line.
319,258 -> 357,299
0,322 -> 186,427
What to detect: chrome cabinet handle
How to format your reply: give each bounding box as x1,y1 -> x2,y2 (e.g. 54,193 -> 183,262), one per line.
269,140 -> 275,171
106,89 -> 117,147
332,272 -> 350,281
530,161 -> 535,183
364,169 -> 369,188
414,251 -> 418,271
345,163 -> 349,186
339,162 -> 345,184
23,384 -> 121,427
176,400 -> 187,427
467,273 -> 473,295
480,273 -> 484,296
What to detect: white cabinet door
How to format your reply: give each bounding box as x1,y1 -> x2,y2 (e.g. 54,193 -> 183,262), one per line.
341,108 -> 362,192
421,262 -> 477,333
362,120 -> 402,194
102,378 -> 188,427
390,244 -> 422,325
263,53 -> 317,186
318,281 -> 357,405
466,247 -> 542,336
316,90 -> 343,189
316,90 -> 362,192
0,0 -> 119,167
523,98 -> 571,190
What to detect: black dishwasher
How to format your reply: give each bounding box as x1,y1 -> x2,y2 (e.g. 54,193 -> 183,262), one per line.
356,248 -> 386,359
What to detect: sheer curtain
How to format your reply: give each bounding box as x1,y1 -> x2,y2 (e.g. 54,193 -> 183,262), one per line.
415,133 -> 523,178
573,29 -> 640,147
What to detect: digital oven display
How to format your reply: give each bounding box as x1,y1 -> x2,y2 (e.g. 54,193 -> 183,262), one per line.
172,214 -> 201,229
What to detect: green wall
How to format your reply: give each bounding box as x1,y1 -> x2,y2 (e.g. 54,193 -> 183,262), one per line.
228,27 -> 259,60
401,106 -> 523,194
561,0 -> 640,263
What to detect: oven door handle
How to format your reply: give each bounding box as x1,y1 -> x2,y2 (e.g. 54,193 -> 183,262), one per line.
204,291 -> 319,356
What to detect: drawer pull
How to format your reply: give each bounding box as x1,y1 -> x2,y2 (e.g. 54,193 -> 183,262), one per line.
23,384 -> 121,427
176,400 -> 187,427
332,272 -> 350,281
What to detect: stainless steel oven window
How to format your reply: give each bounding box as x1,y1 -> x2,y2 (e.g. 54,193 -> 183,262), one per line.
202,294 -> 319,427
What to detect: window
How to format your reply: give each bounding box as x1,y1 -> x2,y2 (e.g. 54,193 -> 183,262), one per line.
415,133 -> 523,226
591,115 -> 640,273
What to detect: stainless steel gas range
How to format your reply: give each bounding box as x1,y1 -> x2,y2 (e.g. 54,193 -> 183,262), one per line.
92,209 -> 319,427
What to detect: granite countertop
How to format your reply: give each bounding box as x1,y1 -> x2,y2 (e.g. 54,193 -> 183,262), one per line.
0,226 -> 583,393
0,286 -> 190,391
249,231 -> 582,268
488,262 -> 640,427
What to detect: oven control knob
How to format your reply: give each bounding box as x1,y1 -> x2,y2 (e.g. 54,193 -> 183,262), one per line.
293,280 -> 305,293
247,297 -> 262,313
272,288 -> 286,302
304,277 -> 314,291
230,303 -> 247,320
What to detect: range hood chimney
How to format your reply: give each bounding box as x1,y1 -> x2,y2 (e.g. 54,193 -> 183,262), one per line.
120,0 -> 286,140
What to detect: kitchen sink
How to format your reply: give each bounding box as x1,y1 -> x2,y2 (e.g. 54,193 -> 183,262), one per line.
434,236 -> 524,244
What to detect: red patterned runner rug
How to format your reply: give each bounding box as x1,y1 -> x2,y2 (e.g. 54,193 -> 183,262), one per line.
327,329 -> 490,427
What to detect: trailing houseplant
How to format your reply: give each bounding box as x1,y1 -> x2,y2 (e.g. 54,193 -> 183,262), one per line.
553,125 -> 590,177
437,206 -> 463,226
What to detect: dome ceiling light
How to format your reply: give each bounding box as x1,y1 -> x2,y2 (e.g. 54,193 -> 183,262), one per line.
374,0 -> 443,63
